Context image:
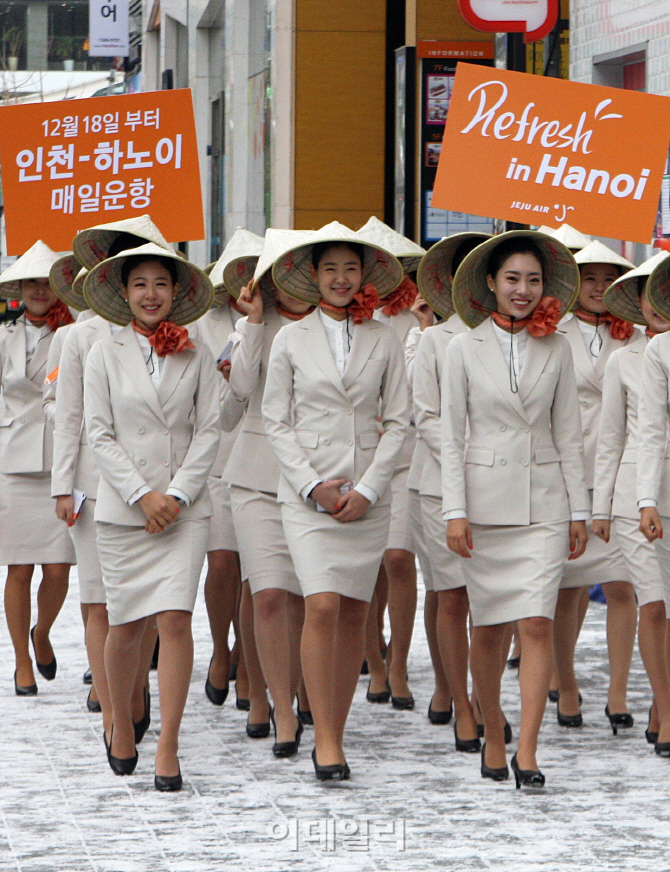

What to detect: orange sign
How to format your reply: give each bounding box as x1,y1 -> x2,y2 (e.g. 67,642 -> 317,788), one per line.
432,64 -> 670,244
458,0 -> 558,43
417,41 -> 494,60
0,89 -> 204,255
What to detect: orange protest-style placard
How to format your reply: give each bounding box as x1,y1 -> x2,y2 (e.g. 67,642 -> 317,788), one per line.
0,89 -> 204,255
432,64 -> 670,244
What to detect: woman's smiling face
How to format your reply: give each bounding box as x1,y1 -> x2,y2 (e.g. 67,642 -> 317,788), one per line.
578,263 -> 621,314
21,278 -> 57,318
122,260 -> 176,329
488,252 -> 544,320
311,244 -> 363,309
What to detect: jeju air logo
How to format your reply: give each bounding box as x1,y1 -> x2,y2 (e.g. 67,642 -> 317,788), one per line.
458,0 -> 558,43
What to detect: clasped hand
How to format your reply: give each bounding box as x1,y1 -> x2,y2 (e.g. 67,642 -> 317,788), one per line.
311,479 -> 370,523
139,490 -> 181,534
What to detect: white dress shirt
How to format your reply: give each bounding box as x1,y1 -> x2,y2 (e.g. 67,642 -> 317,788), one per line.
577,317 -> 607,365
300,309 -> 379,506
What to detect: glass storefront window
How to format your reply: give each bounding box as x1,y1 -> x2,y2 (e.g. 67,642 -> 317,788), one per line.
0,3 -> 27,71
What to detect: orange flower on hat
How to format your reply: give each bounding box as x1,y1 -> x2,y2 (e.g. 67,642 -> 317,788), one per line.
349,284 -> 381,323
381,276 -> 418,317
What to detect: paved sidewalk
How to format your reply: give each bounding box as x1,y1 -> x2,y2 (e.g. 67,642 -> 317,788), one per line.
0,565 -> 668,872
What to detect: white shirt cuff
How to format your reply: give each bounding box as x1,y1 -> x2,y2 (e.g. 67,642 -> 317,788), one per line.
353,483 -> 379,505
128,485 -> 151,506
446,510 -> 467,520
639,499 -> 657,509
591,514 -> 610,521
167,488 -> 190,507
301,480 -> 323,502
571,511 -> 591,521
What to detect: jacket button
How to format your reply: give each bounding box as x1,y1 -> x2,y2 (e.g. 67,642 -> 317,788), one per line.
523,426 -> 529,433
163,460 -> 169,467
500,459 -> 507,466
163,428 -> 168,435
324,438 -> 331,445
584,428 -> 591,436
522,460 -> 529,467
347,409 -> 353,415
138,427 -> 145,435
139,459 -> 146,466
347,439 -> 353,446
322,410 -> 328,416
499,425 -> 506,432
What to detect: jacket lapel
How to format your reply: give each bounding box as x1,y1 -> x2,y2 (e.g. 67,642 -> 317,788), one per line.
26,327 -> 51,382
517,334 -> 552,404
594,329 -> 621,381
559,317 -> 601,391
6,320 -> 27,379
342,320 -> 382,389
158,349 -> 194,406
473,319 -> 528,423
299,310 -> 348,399
114,325 -> 168,425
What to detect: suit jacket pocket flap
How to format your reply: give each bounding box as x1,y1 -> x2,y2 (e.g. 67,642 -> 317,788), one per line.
465,447 -> 494,466
0,417 -> 13,427
296,430 -> 319,449
359,430 -> 380,449
534,447 -> 560,464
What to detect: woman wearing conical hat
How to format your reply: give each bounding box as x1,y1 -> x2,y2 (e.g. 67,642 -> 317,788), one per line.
263,222 -> 409,780
197,228 -> 263,709
357,216 -> 425,709
554,240 -> 638,733
221,228 -> 316,756
592,252 -> 670,753
0,241 -> 76,695
442,231 -> 588,788
83,243 -> 219,791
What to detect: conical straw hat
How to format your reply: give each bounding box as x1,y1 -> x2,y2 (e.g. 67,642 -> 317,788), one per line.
644,254 -> 670,324
271,221 -> 403,306
49,253 -> 87,310
574,240 -> 634,270
209,228 -> 265,306
238,229 -> 317,307
538,223 -> 592,251
604,251 -> 670,325
83,243 -> 214,327
73,214 -> 172,270
417,232 -> 492,319
0,240 -> 61,300
452,230 -> 580,329
358,216 -> 426,273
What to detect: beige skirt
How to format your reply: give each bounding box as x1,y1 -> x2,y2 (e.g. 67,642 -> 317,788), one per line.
612,517 -> 665,609
96,517 -> 209,626
560,525 -> 630,588
0,472 -> 76,566
463,521 -> 570,627
69,498 -> 105,604
207,476 -> 238,553
420,494 -> 466,593
281,498 -> 390,602
229,486 -> 301,596
409,489 -> 433,592
386,464 -> 415,553
650,516 -> 670,613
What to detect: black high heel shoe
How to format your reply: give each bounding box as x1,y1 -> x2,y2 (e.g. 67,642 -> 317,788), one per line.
557,703 -> 583,728
476,722 -> 512,743
14,671 -> 37,697
133,687 -> 151,745
296,695 -> 313,726
87,690 -> 102,713
155,765 -> 182,792
236,688 -> 251,711
366,680 -> 390,704
391,691 -> 415,711
83,669 -> 93,685
246,703 -> 271,738
104,727 -> 138,776
454,721 -> 481,753
311,748 -> 349,781
646,705 -> 659,745
427,697 -> 453,725
205,657 -> 229,707
605,704 -> 634,736
654,740 -> 670,758
480,744 -> 509,781
548,689 -> 559,703
510,752 -> 545,789
271,711 -> 304,758
30,626 -> 57,681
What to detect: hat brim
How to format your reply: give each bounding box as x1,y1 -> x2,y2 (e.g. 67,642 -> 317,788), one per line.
605,252 -> 670,325
49,255 -> 87,311
271,238 -> 403,305
646,257 -> 670,324
452,231 -> 580,329
83,243 -> 214,326
417,233 -> 492,320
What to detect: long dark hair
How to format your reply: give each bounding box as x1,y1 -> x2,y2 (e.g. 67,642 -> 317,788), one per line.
486,238 -> 547,283
121,255 -> 179,286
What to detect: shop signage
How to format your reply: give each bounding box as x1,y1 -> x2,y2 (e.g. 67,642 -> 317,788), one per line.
89,0 -> 129,57
458,0 -> 558,43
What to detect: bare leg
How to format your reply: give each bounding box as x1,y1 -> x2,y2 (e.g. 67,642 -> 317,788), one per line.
469,624 -> 506,768
577,586 -> 590,634
154,610 -> 193,778
424,590 -> 451,711
239,581 -> 268,722
516,616 -> 553,771
639,601 -> 670,744
4,564 -> 36,686
86,602 -> 111,730
437,587 -> 476,737
204,549 -> 240,688
302,593 -> 341,765
332,596 -> 369,748
553,587 -> 583,717
131,618 -> 156,724
297,676 -> 310,713
385,549 -> 417,699
365,577 -> 387,694
104,616 -> 147,759
377,566 -> 388,658
602,580 -> 637,713
32,563 -> 70,666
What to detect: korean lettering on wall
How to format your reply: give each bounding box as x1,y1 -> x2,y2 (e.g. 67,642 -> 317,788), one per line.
0,89 -> 204,254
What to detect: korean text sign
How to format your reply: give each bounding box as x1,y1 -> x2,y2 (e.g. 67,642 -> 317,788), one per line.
0,89 -> 204,255
432,64 -> 670,244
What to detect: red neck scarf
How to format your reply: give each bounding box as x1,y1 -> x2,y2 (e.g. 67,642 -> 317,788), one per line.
276,303 -> 314,321
25,299 -> 74,332
646,328 -> 659,339
132,320 -> 195,356
574,307 -> 635,340
381,276 -> 417,317
319,284 -> 381,325
491,296 -> 562,337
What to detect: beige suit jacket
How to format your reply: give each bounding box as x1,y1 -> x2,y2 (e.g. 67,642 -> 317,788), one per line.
262,308 -> 410,506
84,324 -> 220,526
42,323 -> 74,427
0,317 -> 55,473
222,307 -> 285,493
441,318 -> 588,526
414,315 -> 468,498
637,332 -> 670,515
593,333 -> 649,520
381,308 -> 418,470
50,316 -> 115,499
557,315 -> 634,489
